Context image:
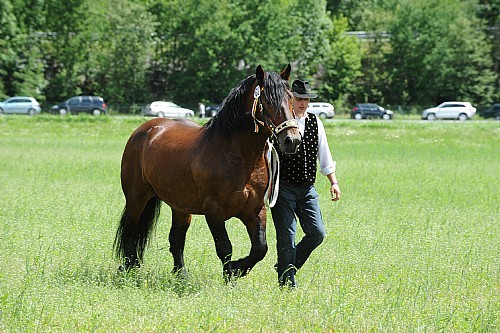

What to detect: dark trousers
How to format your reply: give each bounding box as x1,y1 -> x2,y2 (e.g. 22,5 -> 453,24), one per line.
270,181 -> 326,285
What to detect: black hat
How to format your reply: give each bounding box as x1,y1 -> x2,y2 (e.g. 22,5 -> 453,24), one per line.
292,80 -> 318,99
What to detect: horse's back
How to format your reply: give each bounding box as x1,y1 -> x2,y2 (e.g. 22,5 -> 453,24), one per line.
133,117 -> 201,134
172,117 -> 200,127
126,117 -> 205,164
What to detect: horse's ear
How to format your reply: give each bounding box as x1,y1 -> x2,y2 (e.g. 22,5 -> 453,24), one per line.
280,63 -> 291,81
256,65 -> 265,86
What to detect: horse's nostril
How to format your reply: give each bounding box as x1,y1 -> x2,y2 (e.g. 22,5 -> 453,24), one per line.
294,137 -> 302,147
282,136 -> 301,154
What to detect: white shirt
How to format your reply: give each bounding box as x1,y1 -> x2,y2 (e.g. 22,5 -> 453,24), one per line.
296,113 -> 336,176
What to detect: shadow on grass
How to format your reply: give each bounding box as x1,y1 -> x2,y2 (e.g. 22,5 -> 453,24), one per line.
52,264 -> 204,297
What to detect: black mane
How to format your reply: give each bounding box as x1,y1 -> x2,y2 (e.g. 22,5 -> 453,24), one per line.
204,71 -> 288,135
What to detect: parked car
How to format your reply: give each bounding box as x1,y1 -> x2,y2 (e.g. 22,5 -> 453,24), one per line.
51,95 -> 107,115
307,102 -> 335,119
482,103 -> 500,120
0,96 -> 41,115
351,103 -> 393,120
421,101 -> 476,121
205,104 -> 222,117
144,101 -> 194,118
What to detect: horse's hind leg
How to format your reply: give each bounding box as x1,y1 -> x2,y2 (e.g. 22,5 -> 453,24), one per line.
115,129 -> 162,271
169,209 -> 192,276
115,193 -> 161,271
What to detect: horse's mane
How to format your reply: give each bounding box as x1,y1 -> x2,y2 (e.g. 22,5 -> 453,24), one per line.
204,71 -> 288,135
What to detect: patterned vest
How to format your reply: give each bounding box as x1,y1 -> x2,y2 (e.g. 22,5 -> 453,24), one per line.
278,113 -> 319,184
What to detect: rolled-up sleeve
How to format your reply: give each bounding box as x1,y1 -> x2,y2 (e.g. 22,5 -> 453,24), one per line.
316,116 -> 336,176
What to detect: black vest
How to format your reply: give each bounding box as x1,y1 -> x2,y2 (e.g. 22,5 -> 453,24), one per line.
278,113 -> 319,184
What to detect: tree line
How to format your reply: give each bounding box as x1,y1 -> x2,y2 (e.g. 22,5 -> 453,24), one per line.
0,0 -> 498,113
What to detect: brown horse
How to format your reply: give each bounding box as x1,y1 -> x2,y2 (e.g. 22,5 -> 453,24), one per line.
114,64 -> 301,280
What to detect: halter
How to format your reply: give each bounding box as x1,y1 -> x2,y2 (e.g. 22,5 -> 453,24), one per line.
251,85 -> 298,140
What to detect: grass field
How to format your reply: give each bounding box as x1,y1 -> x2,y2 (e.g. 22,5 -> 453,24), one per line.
0,115 -> 498,332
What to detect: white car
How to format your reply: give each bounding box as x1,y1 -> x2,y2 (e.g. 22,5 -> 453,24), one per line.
0,96 -> 41,115
421,101 -> 476,121
307,102 -> 335,119
144,101 -> 194,118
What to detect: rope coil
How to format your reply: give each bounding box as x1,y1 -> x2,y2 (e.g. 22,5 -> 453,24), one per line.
264,140 -> 280,208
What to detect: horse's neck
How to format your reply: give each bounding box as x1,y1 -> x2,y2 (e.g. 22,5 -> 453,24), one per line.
230,131 -> 268,167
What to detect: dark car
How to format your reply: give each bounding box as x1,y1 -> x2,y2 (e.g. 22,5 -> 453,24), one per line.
205,104 -> 222,117
351,103 -> 393,120
52,95 -> 107,115
482,103 -> 500,120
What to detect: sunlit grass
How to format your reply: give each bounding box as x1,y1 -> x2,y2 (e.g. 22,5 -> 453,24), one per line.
0,116 -> 498,332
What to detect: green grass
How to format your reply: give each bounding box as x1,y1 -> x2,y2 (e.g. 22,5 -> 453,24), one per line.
0,115 -> 498,332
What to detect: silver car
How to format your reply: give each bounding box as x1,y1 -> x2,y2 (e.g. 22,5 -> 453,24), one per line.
0,96 -> 41,115
421,101 -> 476,121
306,102 -> 335,119
144,101 -> 194,118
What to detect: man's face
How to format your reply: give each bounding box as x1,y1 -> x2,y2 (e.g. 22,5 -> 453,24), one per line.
292,96 -> 310,113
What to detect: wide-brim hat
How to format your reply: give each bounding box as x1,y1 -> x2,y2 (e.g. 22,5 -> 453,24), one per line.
292,80 -> 318,99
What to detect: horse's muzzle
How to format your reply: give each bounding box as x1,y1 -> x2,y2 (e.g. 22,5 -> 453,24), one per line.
280,135 -> 301,154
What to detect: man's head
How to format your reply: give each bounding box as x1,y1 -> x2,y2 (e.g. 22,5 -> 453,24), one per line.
291,80 -> 317,114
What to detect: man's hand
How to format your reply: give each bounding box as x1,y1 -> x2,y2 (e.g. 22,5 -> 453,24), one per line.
330,183 -> 341,201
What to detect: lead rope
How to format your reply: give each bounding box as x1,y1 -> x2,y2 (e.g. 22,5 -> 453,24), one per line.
264,140 -> 280,208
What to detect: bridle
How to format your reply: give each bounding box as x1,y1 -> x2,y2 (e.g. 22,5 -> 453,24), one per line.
251,85 -> 298,141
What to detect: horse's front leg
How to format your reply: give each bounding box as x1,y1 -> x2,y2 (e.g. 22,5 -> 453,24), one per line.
206,218 -> 234,282
231,206 -> 268,278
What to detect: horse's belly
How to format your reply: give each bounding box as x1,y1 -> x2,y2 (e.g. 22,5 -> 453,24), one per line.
157,186 -> 252,220
152,179 -> 202,213
201,191 -> 249,219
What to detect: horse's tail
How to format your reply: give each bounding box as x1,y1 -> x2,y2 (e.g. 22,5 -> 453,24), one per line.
114,196 -> 162,263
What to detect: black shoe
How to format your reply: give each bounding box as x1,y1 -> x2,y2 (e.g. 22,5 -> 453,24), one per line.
279,277 -> 297,289
278,264 -> 297,288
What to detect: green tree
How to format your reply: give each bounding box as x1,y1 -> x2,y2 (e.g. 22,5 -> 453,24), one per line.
86,0 -> 157,106
3,0 -> 496,111
145,0 -> 335,107
0,0 -> 46,101
41,0 -> 89,102
147,0 -> 247,105
0,0 -> 18,99
477,0 -> 499,101
326,0 -> 389,30
290,0 -> 332,79
317,15 -> 363,110
386,0 -> 496,105
232,0 -> 329,78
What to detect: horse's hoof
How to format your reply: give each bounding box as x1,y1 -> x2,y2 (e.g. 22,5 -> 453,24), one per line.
117,265 -> 125,274
222,268 -> 247,284
118,261 -> 140,274
172,268 -> 188,279
124,259 -> 140,271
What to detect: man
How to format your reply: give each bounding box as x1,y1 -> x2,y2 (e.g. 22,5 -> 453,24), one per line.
198,102 -> 205,118
271,79 -> 341,288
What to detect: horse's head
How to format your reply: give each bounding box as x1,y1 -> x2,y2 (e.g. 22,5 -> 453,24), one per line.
252,64 -> 301,154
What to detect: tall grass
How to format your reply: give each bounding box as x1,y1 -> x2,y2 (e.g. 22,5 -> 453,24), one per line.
0,115 -> 498,332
